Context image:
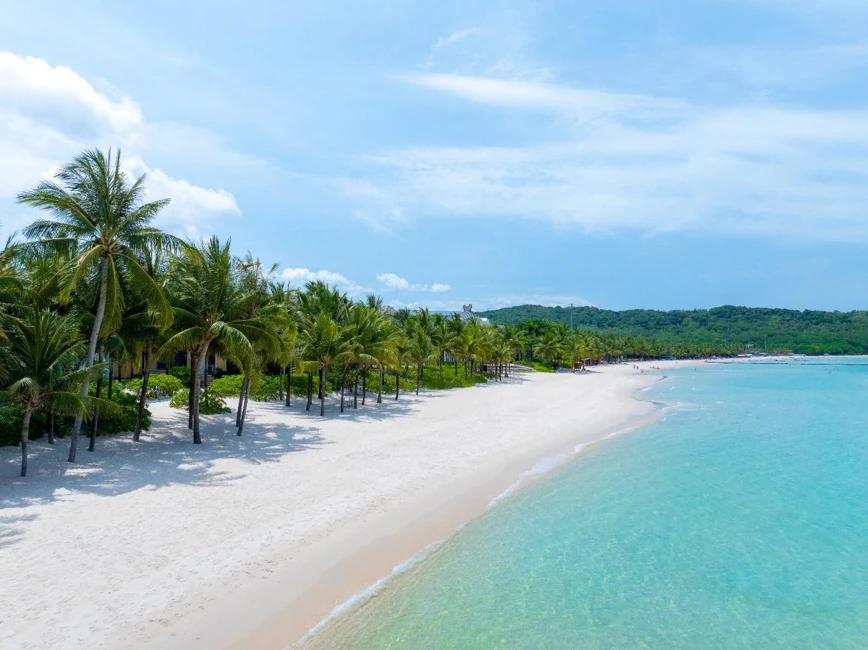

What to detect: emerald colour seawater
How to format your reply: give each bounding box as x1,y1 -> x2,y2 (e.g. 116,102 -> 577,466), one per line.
306,361 -> 868,649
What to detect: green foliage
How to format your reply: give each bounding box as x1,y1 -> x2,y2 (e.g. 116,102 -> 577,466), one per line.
96,390 -> 151,435
516,360 -> 555,373
479,305 -> 868,355
123,373 -> 184,399
212,367 -> 226,379
0,389 -> 150,447
209,373 -> 282,401
169,388 -> 231,414
168,365 -> 191,383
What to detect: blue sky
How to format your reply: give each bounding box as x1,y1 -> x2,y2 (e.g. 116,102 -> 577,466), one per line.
2,0 -> 868,311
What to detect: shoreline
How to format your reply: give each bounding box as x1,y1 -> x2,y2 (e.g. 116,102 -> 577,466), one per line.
0,361 -> 693,650
152,365 -> 684,650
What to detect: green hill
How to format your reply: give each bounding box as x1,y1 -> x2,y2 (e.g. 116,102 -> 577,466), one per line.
477,305 -> 868,355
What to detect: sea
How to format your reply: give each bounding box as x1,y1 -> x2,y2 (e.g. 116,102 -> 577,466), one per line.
304,360 -> 868,649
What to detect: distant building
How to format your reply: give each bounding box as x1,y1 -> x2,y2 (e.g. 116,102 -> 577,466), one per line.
459,304 -> 489,324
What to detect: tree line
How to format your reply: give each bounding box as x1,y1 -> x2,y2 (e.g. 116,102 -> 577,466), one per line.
1,148 -> 744,479
480,304 -> 868,355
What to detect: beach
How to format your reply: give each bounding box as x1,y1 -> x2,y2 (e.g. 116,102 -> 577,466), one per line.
0,362 -> 682,649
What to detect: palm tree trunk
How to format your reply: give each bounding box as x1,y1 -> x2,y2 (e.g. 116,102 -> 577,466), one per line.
362,370 -> 367,405
340,368 -> 347,412
278,367 -> 284,401
416,366 -> 421,395
191,344 -> 210,444
320,366 -> 326,416
353,370 -> 358,409
20,401 -> 34,477
48,408 -> 55,445
238,378 -> 251,436
395,369 -> 400,400
236,373 -> 249,427
134,342 -> 151,442
69,255 -> 109,463
107,356 -> 113,398
306,371 -> 312,411
89,343 -> 105,452
285,363 -> 291,407
377,366 -> 383,404
188,350 -> 195,429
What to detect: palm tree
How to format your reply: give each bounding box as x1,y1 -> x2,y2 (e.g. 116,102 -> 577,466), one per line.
299,312 -> 346,416
407,326 -> 436,395
18,148 -> 177,462
162,237 -> 266,443
0,309 -> 95,476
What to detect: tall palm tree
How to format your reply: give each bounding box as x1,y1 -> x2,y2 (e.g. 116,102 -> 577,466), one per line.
18,148 -> 177,461
162,237 -> 266,443
299,312 -> 346,416
0,309 -> 96,476
407,326 -> 436,395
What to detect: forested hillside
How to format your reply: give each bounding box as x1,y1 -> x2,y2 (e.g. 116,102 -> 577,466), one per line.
478,305 -> 868,355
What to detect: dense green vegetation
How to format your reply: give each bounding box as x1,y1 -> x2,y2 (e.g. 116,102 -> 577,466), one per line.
480,305 -> 868,355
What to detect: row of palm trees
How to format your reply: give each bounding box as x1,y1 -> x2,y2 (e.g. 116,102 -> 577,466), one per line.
0,149 -> 538,477
0,148 -> 739,479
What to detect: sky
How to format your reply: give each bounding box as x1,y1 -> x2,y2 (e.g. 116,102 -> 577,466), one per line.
2,0 -> 868,312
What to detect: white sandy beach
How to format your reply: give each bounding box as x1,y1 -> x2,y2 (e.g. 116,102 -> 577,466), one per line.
0,362 -> 687,649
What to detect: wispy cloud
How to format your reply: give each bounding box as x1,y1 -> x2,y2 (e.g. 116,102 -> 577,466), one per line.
433,28 -> 480,51
346,74 -> 868,241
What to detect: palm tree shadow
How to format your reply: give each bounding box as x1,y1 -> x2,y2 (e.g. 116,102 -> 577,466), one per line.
0,404 -> 326,517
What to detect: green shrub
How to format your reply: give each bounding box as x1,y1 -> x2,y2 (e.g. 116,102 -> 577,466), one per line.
212,367 -> 226,379
209,373 -> 282,401
169,388 -> 231,414
123,374 -> 184,399
169,365 -> 191,383
515,360 -> 555,373
0,390 -> 150,447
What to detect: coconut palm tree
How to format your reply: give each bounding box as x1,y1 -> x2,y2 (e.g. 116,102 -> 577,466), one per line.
162,237 -> 266,444
299,312 -> 347,416
17,148 -> 177,461
0,308 -> 98,476
407,326 -> 436,395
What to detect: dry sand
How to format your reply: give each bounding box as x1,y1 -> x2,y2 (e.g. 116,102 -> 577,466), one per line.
0,361 -> 689,649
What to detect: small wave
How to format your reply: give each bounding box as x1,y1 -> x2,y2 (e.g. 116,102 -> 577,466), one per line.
291,542 -> 442,648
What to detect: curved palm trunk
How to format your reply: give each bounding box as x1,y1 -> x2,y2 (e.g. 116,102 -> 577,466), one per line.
20,402 -> 33,477
236,373 -> 249,427
89,343 -> 106,452
69,255 -> 109,463
320,366 -> 326,416
238,379 -> 251,436
191,343 -> 210,444
134,342 -> 151,442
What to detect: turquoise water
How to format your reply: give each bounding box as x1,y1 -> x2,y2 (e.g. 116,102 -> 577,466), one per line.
308,361 -> 868,649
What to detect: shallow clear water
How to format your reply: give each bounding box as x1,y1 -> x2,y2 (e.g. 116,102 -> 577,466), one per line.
307,361 -> 868,649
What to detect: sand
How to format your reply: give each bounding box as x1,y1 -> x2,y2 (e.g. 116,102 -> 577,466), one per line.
0,361 -> 688,649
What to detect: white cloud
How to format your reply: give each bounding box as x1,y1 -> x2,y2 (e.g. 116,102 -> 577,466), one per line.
346,75 -> 868,241
281,267 -> 370,297
376,273 -> 452,293
0,51 -> 240,236
377,272 -> 415,292
401,73 -> 684,118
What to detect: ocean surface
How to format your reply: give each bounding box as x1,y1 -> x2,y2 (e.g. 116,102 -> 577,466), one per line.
306,361 -> 868,649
